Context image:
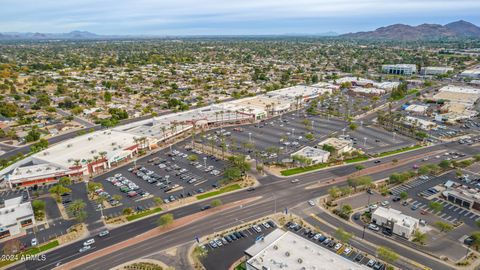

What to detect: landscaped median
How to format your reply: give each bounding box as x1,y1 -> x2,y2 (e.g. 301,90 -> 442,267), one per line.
0,240 -> 59,268
280,163 -> 328,176
374,145 -> 422,158
280,155 -> 369,176
126,207 -> 163,221
196,184 -> 241,200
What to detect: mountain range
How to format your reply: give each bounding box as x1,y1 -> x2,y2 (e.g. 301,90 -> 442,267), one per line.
1,20 -> 480,41
0,31 -> 101,40
340,20 -> 480,40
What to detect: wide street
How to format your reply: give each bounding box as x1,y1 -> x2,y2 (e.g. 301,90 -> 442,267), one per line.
5,138 -> 478,270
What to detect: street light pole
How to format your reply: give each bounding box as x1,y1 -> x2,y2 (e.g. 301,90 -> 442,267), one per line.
248,132 -> 252,142
362,192 -> 372,239
364,137 -> 367,147
273,193 -> 277,214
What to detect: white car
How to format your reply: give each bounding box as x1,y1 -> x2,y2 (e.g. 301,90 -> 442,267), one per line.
308,200 -> 315,206
381,200 -> 389,207
343,247 -> 352,255
291,179 -> 300,183
368,204 -> 378,210
262,222 -> 270,229
313,233 -> 322,240
334,243 -> 343,251
83,238 -> 95,246
31,238 -> 38,246
368,224 -> 380,231
253,225 -> 262,233
79,245 -> 91,253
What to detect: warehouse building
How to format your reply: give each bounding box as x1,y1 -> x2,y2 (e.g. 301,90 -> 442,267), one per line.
0,197 -> 35,239
420,66 -> 453,76
244,229 -> 368,270
460,69 -> 480,79
371,207 -> 418,239
432,85 -> 480,107
382,64 -> 417,75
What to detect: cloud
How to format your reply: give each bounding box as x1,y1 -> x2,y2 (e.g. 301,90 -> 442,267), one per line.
0,0 -> 479,34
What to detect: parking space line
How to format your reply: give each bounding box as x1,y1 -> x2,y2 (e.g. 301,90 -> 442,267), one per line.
459,209 -> 465,214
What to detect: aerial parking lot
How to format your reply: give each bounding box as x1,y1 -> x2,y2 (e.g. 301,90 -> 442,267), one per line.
200,110 -> 416,163
95,142 -> 226,217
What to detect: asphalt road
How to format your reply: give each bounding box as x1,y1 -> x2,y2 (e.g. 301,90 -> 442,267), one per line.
6,140 -> 477,270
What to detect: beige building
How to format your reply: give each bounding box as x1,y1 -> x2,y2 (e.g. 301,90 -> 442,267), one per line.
318,138 -> 353,154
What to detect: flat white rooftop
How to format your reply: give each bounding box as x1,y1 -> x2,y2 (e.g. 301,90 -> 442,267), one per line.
246,229 -> 368,270
0,196 -> 34,228
32,130 -> 139,169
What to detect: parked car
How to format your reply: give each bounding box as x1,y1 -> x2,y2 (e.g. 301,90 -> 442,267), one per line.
368,224 -> 380,231
31,238 -> 38,247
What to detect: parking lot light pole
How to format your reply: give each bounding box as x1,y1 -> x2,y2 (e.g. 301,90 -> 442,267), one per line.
248,132 -> 252,142
342,128 -> 346,137
364,137 -> 367,147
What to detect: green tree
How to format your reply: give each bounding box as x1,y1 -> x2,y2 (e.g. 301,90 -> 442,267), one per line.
31,200 -> 46,220
377,246 -> 399,263
399,191 -> 408,200
58,176 -> 72,186
25,127 -> 41,142
412,230 -> 427,244
470,231 -> 480,249
67,199 -> 87,223
439,160 -> 451,169
434,221 -> 453,232
349,123 -> 358,130
210,199 -> 223,208
153,197 -> 163,206
49,185 -> 71,201
104,91 -> 112,102
428,201 -> 443,213
328,186 -> 341,199
113,194 -> 122,202
157,213 -> 174,227
335,228 -> 353,243
123,207 -> 133,215
187,154 -> 198,162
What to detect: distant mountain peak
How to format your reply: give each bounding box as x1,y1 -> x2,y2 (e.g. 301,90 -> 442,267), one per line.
341,20 -> 480,40
0,30 -> 100,40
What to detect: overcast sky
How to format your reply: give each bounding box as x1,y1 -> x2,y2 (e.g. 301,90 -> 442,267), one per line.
1,0 -> 480,35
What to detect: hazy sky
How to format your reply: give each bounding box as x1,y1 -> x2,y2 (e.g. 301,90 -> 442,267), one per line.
1,0 -> 480,35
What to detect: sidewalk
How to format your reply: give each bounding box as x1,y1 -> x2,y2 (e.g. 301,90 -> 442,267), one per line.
55,197 -> 261,270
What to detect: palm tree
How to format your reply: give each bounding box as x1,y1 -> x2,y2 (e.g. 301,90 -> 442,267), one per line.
161,126 -> 167,140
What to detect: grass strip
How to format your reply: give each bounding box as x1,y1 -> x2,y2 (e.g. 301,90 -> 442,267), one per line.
196,184 -> 241,200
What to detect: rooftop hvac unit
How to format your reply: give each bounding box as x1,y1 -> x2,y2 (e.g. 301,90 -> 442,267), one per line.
285,251 -> 290,257
297,258 -> 303,264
